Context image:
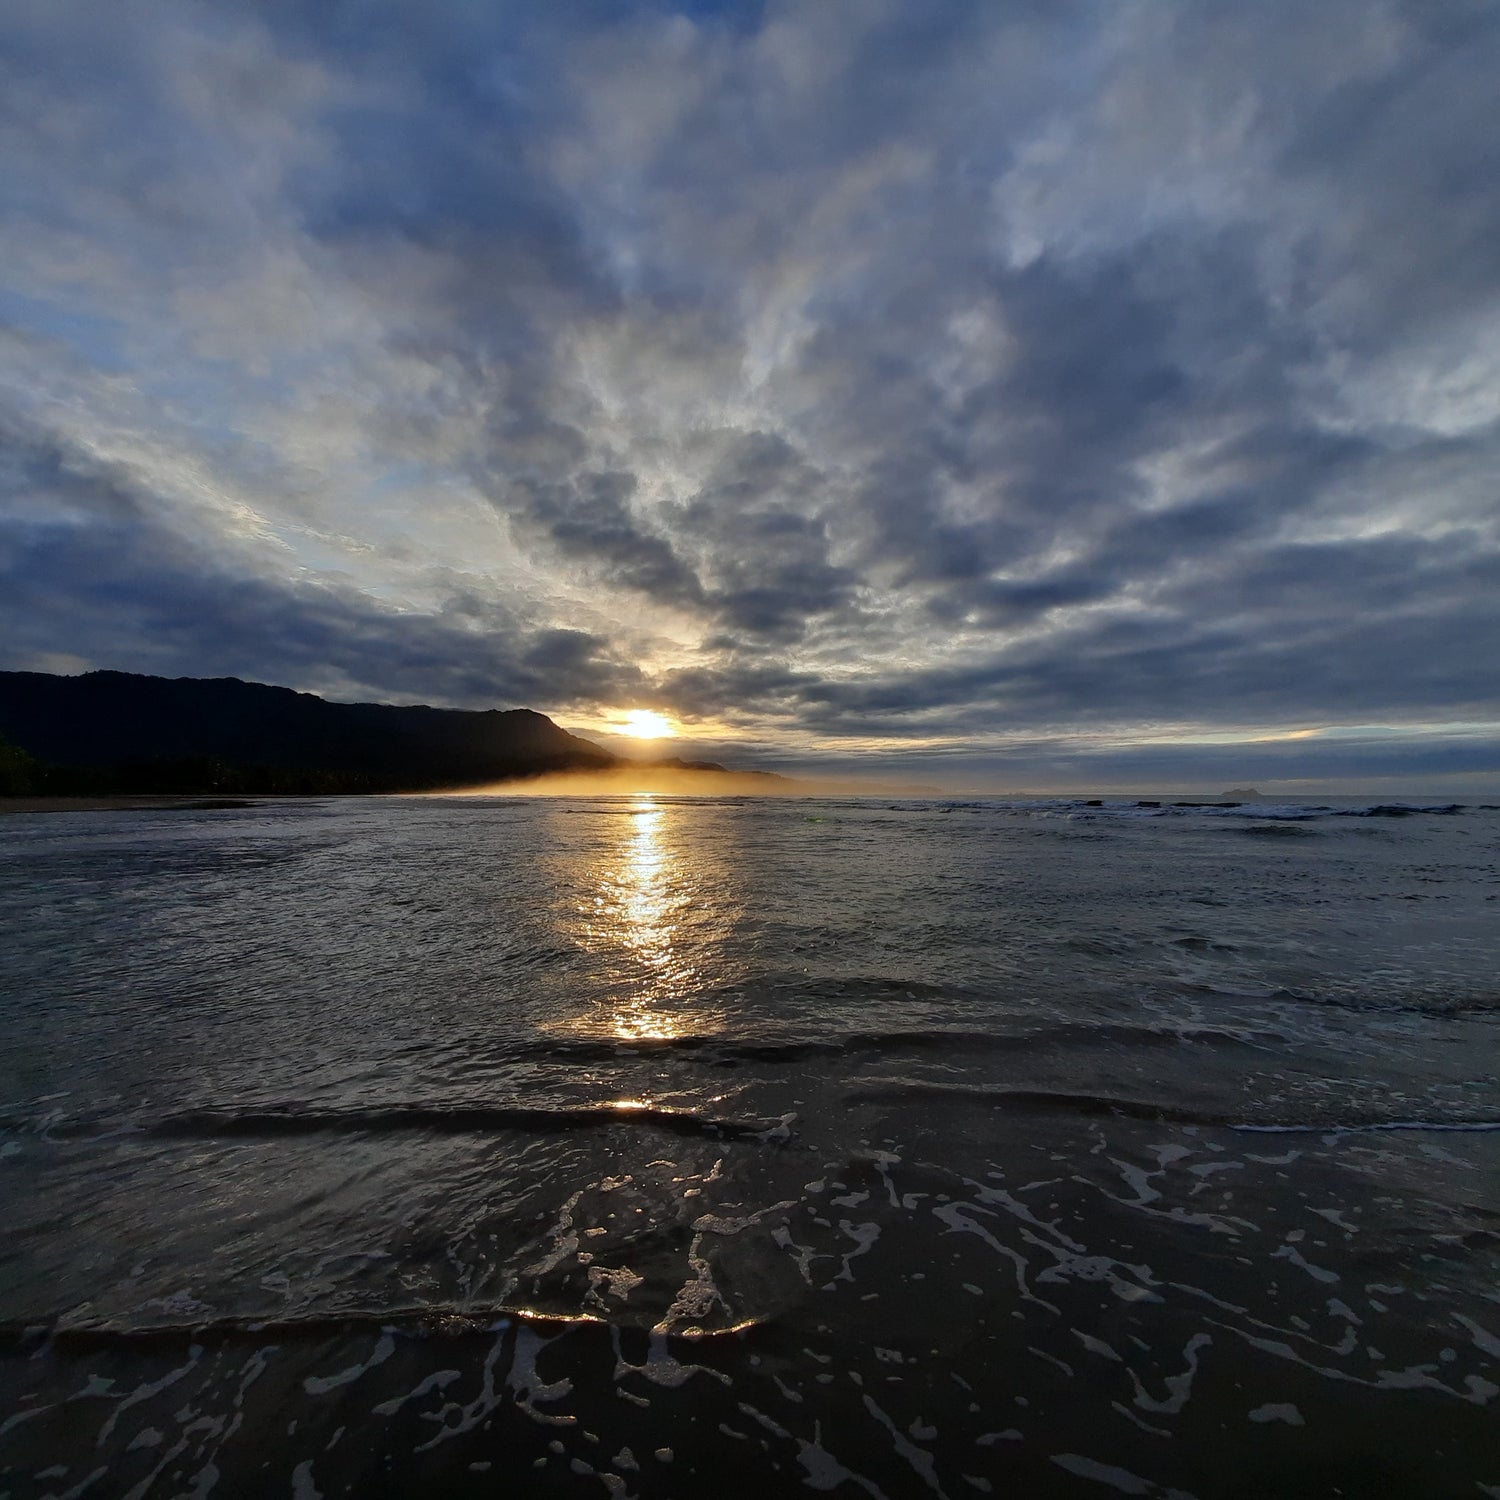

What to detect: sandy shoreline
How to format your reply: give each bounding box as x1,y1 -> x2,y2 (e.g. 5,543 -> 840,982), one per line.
0,795 -> 266,816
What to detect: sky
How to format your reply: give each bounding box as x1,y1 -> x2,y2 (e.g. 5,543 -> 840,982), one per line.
2,0 -> 1498,790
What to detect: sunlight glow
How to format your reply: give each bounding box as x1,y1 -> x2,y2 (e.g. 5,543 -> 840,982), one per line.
543,793 -> 739,1050
620,708 -> 675,740
600,796 -> 689,1041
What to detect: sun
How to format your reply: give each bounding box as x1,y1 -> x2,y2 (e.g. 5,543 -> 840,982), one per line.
620,709 -> 675,740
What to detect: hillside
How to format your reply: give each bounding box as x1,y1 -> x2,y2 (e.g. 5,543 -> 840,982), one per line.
0,670 -> 619,794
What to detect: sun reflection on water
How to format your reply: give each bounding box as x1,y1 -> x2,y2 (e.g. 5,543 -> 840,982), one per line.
547,794 -> 742,1050
591,796 -> 698,1042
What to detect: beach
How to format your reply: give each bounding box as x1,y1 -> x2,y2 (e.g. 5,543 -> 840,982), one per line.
2,794 -> 1496,1496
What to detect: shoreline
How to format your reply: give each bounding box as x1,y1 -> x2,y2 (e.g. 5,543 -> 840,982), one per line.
0,795 -> 266,816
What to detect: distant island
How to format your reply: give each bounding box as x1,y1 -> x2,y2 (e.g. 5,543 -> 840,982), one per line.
0,669 -> 766,797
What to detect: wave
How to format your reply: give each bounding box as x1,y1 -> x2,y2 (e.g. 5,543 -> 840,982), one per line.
1336,803 -> 1467,818
519,1021 -> 1284,1068
1165,980 -> 1500,1018
0,1304 -> 644,1354
1255,986 -> 1499,1018
1229,821 -> 1319,836
1026,798 -> 1483,822
846,1082 -> 1500,1134
153,1102 -> 790,1141
518,1034 -> 845,1064
8,1102 -> 795,1144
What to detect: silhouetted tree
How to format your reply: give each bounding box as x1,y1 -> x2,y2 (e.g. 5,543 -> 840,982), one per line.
0,733 -> 37,795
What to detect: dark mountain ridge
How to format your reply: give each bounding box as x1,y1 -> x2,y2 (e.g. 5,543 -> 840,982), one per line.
0,670 -> 623,793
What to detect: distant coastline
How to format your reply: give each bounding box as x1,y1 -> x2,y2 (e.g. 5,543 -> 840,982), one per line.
0,668 -> 961,802
0,668 -> 723,798
0,795 -> 268,816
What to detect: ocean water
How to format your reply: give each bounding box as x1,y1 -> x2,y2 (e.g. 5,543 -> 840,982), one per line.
1,793 -> 1497,1498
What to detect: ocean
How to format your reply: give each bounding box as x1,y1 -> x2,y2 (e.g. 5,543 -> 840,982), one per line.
1,794 -> 1497,1498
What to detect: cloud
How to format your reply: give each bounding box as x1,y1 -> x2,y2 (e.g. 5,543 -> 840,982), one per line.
0,0 -> 1497,782
0,410 -> 643,707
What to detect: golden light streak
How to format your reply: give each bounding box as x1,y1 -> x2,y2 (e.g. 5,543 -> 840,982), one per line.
542,793 -> 743,1048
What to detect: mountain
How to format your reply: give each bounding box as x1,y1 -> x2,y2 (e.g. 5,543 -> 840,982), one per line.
0,670 -> 618,793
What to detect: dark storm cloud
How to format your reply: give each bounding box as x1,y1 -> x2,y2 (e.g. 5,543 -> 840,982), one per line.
0,510 -> 643,709
1,0 -> 1497,780
672,431 -> 857,640
779,529 -> 1500,731
0,415 -> 642,707
507,469 -> 707,609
